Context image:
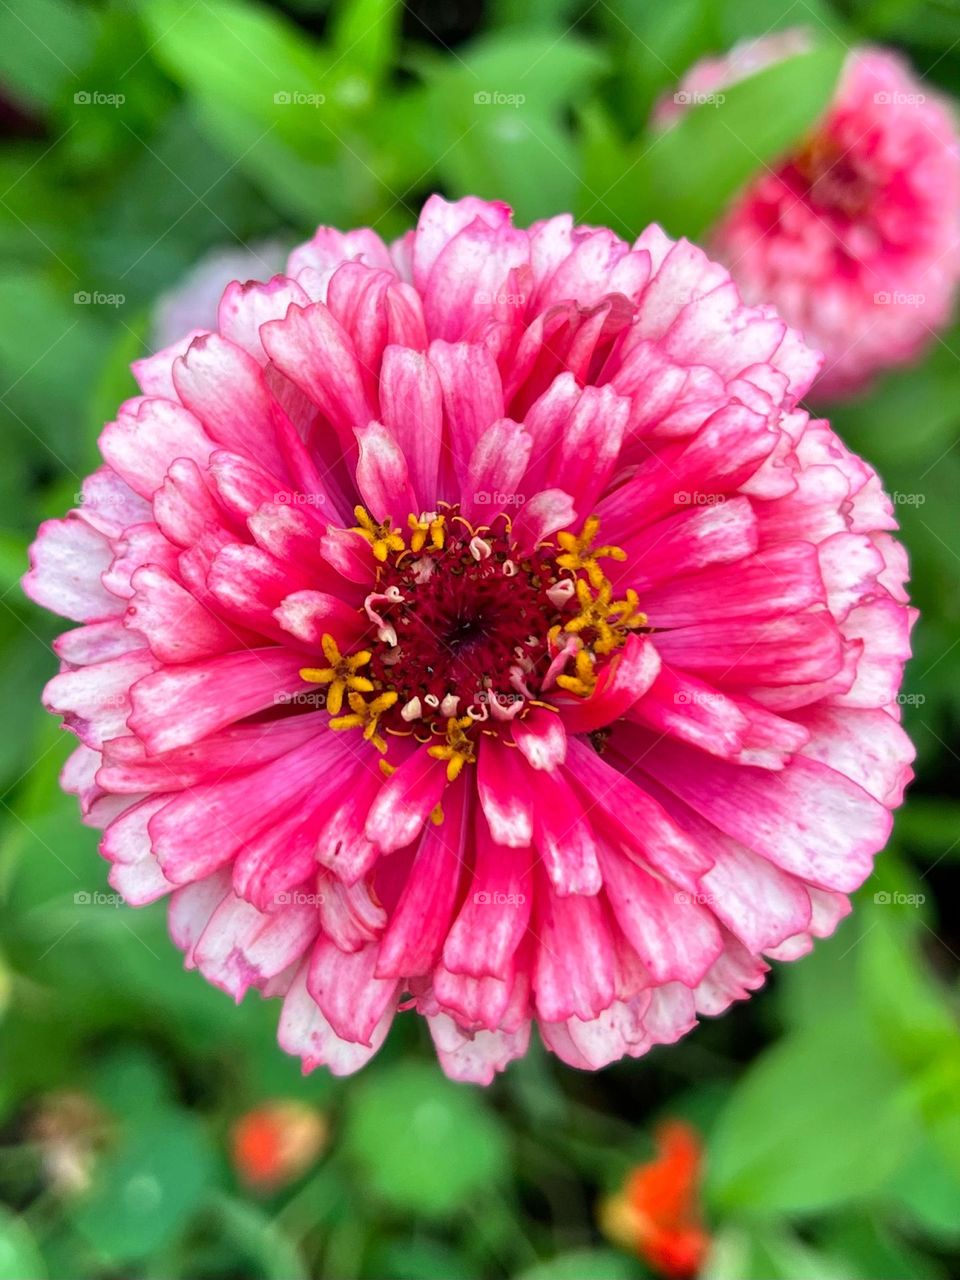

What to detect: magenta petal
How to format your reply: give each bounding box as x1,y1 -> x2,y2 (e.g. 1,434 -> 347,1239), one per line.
477,736 -> 534,848
364,752 -> 448,854
376,783 -> 467,978
558,635 -> 661,734
307,938 -> 398,1046
128,648 -> 310,754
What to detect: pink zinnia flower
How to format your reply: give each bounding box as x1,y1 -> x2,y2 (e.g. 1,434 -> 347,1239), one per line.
662,35 -> 960,396
24,196 -> 915,1083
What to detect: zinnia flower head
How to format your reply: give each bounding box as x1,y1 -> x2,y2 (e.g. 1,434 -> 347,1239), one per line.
25,195 -> 914,1083
600,1120 -> 709,1279
662,33 -> 960,397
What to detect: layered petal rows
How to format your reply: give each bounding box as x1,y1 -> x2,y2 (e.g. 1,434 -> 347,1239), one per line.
25,196 -> 915,1083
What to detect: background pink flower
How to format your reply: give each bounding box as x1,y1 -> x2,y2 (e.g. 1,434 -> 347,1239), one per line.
24,196 -> 914,1083
664,34 -> 960,397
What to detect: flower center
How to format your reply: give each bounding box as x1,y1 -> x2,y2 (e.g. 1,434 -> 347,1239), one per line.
792,133 -> 873,218
300,507 -> 647,776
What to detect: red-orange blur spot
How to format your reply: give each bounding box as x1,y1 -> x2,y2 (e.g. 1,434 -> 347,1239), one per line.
600,1120 -> 710,1280
231,1101 -> 328,1192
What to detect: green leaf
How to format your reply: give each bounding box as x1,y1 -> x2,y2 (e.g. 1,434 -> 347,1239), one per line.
603,42 -> 846,239
857,901 -> 960,1076
0,1207 -> 45,1280
70,1111 -> 215,1263
603,0 -> 718,133
372,1237 -> 482,1280
330,0 -> 400,88
0,0 -> 96,113
885,1133 -> 960,1242
0,270 -> 112,476
140,0 -> 369,169
823,1213 -> 948,1280
895,799 -> 960,862
208,1193 -> 309,1280
714,0 -> 843,43
515,1249 -> 643,1280
420,33 -> 607,224
703,1225 -> 861,1280
344,1062 -> 509,1218
827,324 -> 960,470
707,1014 -> 913,1215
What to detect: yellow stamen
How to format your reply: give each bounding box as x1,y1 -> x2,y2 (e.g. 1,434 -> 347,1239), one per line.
299,635 -> 374,716
352,505 -> 405,562
556,515 -> 627,589
407,511 -> 446,554
329,690 -> 399,754
427,716 -> 477,782
555,648 -> 598,697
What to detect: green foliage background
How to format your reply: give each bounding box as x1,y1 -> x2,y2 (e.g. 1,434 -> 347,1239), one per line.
1,1 -> 960,1277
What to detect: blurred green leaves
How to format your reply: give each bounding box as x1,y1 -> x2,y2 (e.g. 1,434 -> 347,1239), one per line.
583,42 -> 846,238
0,1206 -> 45,1280
344,1062 -> 510,1217
707,1013 -> 913,1216
418,32 -> 607,222
70,1111 -> 215,1264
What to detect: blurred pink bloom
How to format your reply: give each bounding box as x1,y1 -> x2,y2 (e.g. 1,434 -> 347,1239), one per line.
25,196 -> 915,1082
151,240 -> 288,350
663,35 -> 960,396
